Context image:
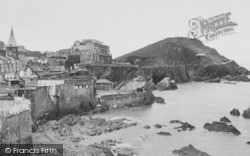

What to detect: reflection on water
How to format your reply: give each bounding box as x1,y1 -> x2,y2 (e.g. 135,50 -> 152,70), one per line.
86,82 -> 250,156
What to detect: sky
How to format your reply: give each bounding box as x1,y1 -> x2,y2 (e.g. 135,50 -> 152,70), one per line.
0,0 -> 250,69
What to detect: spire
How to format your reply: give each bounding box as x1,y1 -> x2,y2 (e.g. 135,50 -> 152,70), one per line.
7,27 -> 17,47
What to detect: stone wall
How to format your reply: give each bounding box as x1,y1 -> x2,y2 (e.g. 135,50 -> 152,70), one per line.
0,97 -> 32,144
56,82 -> 95,114
16,87 -> 57,120
32,87 -> 57,120
99,93 -> 145,109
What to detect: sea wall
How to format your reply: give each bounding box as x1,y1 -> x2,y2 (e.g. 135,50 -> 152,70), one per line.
16,82 -> 95,120
0,97 -> 32,144
56,82 -> 95,115
99,93 -> 145,109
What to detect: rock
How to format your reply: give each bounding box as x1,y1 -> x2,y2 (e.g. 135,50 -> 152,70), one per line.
144,125 -> 151,129
173,144 -> 211,156
175,122 -> 195,131
204,121 -> 241,135
205,77 -> 221,83
242,107 -> 250,119
246,141 -> 250,145
154,96 -> 165,104
156,77 -> 171,90
70,137 -> 81,142
222,74 -> 250,82
220,116 -> 231,123
230,109 -> 240,116
154,124 -> 162,128
170,120 -> 184,124
235,75 -> 250,82
116,147 -> 135,156
157,131 -> 171,136
129,122 -> 137,126
143,92 -> 155,105
39,115 -> 139,142
87,140 -> 135,156
223,81 -> 236,84
170,120 -> 195,131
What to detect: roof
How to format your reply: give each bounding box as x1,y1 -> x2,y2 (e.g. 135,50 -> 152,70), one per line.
29,66 -> 43,72
7,28 -> 17,47
48,66 -> 65,71
20,75 -> 38,79
96,79 -> 113,84
0,55 -> 9,61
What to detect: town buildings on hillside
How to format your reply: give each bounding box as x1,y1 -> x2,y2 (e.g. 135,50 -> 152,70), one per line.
48,39 -> 113,65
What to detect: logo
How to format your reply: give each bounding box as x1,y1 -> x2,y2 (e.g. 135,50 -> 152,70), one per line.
188,13 -> 237,41
5,148 -> 11,153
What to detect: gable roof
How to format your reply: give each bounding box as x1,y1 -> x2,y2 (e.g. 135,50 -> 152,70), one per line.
29,66 -> 43,72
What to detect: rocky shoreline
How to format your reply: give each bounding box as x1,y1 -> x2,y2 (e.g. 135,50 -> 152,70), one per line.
31,81 -> 250,155
173,144 -> 211,156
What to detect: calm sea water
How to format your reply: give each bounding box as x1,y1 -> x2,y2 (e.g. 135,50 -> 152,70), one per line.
83,82 -> 250,156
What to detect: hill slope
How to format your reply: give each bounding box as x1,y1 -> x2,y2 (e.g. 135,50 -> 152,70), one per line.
117,37 -> 229,66
116,37 -> 249,79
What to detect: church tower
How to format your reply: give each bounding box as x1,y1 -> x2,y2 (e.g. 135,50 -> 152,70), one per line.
6,27 -> 18,59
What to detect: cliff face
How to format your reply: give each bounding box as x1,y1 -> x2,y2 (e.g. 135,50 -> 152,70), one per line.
85,65 -> 188,89
116,37 -> 249,80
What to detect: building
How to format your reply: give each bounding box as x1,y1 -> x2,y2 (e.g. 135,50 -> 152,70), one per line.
6,28 -> 18,59
0,28 -> 23,87
71,39 -> 112,64
96,79 -> 113,91
28,66 -> 44,77
0,53 -> 22,86
19,66 -> 39,87
36,79 -> 65,102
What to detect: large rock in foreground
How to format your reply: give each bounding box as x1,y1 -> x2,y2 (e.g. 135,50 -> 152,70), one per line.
86,140 -> 136,156
230,109 -> 240,116
173,144 -> 211,156
204,121 -> 241,135
242,107 -> 250,119
220,116 -> 231,123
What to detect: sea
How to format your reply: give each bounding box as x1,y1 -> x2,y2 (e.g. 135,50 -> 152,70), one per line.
82,82 -> 250,156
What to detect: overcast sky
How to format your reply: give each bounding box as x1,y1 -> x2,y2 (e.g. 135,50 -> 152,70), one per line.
0,0 -> 249,69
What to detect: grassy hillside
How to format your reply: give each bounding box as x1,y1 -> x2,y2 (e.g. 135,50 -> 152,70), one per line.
116,37 -> 229,65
